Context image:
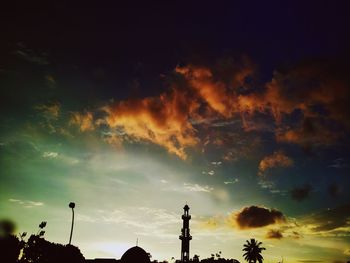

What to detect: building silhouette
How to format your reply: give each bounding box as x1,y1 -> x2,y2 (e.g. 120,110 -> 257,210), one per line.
179,204 -> 192,262
86,246 -> 150,263
121,246 -> 150,263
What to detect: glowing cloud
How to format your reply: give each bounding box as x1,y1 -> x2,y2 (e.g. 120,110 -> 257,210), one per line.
258,151 -> 293,176
176,65 -> 235,117
102,89 -> 199,159
68,58 -> 350,160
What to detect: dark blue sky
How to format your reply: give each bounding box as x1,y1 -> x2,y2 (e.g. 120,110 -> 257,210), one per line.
2,1 -> 350,99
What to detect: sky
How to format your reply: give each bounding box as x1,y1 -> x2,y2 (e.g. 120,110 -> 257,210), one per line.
1,1 -> 350,262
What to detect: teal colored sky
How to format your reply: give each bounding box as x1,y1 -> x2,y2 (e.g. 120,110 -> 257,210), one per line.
1,2 -> 350,262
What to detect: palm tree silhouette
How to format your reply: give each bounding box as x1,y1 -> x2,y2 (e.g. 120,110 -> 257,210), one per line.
242,238 -> 266,263
68,202 -> 75,245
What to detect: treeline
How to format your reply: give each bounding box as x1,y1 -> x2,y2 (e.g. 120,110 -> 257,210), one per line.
0,219 -> 84,263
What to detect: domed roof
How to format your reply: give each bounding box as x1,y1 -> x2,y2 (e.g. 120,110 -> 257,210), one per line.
121,246 -> 150,263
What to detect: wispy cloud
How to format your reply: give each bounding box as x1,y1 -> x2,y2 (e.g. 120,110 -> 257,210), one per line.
42,151 -> 58,158
202,170 -> 215,176
224,178 -> 239,185
35,102 -> 60,120
183,183 -> 214,192
14,43 -> 49,65
97,207 -> 179,240
211,161 -> 222,166
328,158 -> 348,169
8,198 -> 44,208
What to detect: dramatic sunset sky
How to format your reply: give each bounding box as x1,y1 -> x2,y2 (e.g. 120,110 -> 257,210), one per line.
1,1 -> 350,262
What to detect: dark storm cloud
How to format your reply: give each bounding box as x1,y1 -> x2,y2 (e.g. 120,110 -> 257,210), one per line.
228,205 -> 285,229
266,229 -> 283,239
290,184 -> 312,202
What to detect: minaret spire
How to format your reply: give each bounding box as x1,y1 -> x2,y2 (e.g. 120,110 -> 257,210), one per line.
179,204 -> 192,262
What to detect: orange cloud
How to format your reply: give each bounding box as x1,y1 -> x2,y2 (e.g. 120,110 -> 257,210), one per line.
258,151 -> 293,175
69,57 -> 350,159
100,60 -> 255,159
103,88 -> 199,159
176,65 -> 236,117
69,111 -> 95,132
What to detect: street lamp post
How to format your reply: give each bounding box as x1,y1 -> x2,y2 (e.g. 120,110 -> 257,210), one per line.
68,202 -> 75,245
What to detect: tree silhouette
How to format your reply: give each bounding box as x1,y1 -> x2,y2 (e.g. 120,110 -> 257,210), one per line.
20,235 -> 84,263
0,220 -> 84,263
0,234 -> 24,263
242,239 -> 265,263
0,219 -> 24,263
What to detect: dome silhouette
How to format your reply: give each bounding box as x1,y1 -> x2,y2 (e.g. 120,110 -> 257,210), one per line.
121,246 -> 150,263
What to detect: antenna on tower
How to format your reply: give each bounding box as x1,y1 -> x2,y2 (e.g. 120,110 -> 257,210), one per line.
136,238 -> 138,246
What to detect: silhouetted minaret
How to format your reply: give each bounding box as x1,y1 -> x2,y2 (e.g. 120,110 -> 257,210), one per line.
179,204 -> 192,262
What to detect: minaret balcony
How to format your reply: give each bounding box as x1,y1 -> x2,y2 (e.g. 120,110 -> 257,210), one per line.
179,235 -> 192,240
